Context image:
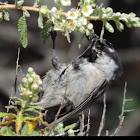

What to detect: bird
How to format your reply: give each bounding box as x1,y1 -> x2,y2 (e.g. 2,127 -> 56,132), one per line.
34,33 -> 122,125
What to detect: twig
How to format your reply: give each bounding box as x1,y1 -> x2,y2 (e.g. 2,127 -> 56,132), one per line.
86,109 -> 91,136
97,93 -> 107,136
14,47 -> 20,95
47,84 -> 68,136
106,130 -> 109,136
79,112 -> 85,136
0,4 -> 39,12
1,48 -> 21,125
0,3 -> 101,20
111,82 -> 130,136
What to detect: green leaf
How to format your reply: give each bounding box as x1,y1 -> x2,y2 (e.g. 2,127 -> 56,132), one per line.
38,12 -> 43,29
3,9 -> 10,21
21,121 -> 29,136
10,96 -> 23,101
68,129 -> 75,136
0,112 -> 16,118
16,100 -> 27,108
17,0 -> 24,6
66,32 -> 71,43
16,111 -> 23,134
24,107 -> 41,114
15,0 -> 18,7
62,123 -> 76,132
1,126 -> 18,136
28,105 -> 44,110
33,0 -> 40,8
115,20 -> 124,32
23,116 -> 35,121
21,100 -> 28,108
105,21 -> 114,33
23,10 -> 30,17
79,33 -> 84,48
41,19 -> 52,44
6,105 -> 19,112
18,16 -> 28,48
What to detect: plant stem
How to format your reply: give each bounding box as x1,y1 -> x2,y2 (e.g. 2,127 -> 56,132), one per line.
0,4 -> 101,20
0,4 -> 66,15
0,4 -> 39,12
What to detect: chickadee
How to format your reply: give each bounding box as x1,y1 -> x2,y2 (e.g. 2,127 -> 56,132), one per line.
34,34 -> 122,125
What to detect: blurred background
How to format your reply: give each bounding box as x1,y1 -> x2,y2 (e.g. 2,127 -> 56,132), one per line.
0,0 -> 140,136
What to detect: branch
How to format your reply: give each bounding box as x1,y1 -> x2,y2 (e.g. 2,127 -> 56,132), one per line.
0,4 -> 67,16
97,93 -> 106,136
0,4 -> 39,12
14,47 -> 20,95
111,82 -> 135,136
79,112 -> 85,136
0,4 -> 100,20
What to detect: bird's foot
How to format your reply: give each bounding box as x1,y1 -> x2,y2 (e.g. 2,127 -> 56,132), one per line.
52,57 -> 59,70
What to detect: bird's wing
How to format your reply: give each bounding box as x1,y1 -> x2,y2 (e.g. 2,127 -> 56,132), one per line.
49,80 -> 107,126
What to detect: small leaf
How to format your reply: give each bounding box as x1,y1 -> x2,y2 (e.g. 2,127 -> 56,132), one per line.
1,126 -> 17,136
23,10 -> 30,17
10,96 -> 23,101
79,33 -> 84,48
38,12 -> 43,29
105,21 -> 114,33
16,100 -> 27,108
5,105 -> 19,112
15,111 -> 23,134
17,0 -> 24,6
41,19 -> 52,44
62,123 -> 76,132
18,16 -> 28,48
28,105 -> 44,110
28,121 -> 38,134
66,33 -> 71,43
20,100 -> 27,108
4,114 -> 16,121
23,116 -> 36,122
68,129 -> 75,136
21,121 -> 29,136
0,120 -> 15,126
115,20 -> 124,32
33,0 -> 40,8
0,112 -> 16,118
3,9 -> 10,21
24,107 -> 41,115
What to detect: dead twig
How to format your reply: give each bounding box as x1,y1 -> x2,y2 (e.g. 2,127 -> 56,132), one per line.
111,82 -> 135,136
14,47 -> 20,95
97,92 -> 107,136
86,109 -> 90,136
79,112 -> 85,136
47,84 -> 68,136
1,48 -> 21,125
